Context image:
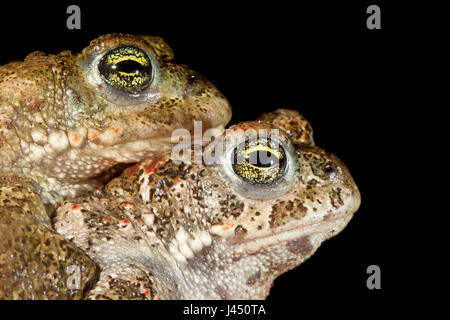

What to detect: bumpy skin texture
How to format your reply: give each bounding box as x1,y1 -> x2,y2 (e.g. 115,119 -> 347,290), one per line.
55,109 -> 361,300
0,33 -> 231,206
0,34 -> 231,299
0,177 -> 99,299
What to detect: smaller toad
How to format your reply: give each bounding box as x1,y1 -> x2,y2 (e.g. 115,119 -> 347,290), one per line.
56,109 -> 361,299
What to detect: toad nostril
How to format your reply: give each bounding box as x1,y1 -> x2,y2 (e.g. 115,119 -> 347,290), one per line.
324,163 -> 336,174
187,73 -> 198,87
183,73 -> 200,97
187,71 -> 209,88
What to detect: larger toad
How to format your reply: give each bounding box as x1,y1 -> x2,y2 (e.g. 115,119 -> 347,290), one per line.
0,34 -> 231,299
56,109 -> 361,299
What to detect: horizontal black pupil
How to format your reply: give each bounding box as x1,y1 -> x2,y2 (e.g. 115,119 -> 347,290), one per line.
245,151 -> 277,168
115,60 -> 145,74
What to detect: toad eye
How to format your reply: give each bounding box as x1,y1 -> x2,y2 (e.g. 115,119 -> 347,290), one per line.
232,139 -> 287,185
98,46 -> 152,93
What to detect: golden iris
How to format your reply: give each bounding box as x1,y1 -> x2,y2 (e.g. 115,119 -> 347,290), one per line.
98,46 -> 152,93
232,139 -> 287,185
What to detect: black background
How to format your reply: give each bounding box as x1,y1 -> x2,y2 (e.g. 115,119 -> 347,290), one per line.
0,0 -> 415,316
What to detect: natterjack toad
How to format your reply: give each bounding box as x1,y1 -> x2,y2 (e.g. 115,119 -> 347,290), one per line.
0,34 -> 231,299
56,109 -> 361,299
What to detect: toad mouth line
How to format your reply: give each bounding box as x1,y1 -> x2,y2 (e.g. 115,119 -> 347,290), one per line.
230,198 -> 360,256
93,124 -> 227,149
230,216 -> 351,256
91,125 -> 226,161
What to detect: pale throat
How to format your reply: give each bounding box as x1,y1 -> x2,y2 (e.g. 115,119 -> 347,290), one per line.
146,237 -> 276,299
4,139 -> 119,207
